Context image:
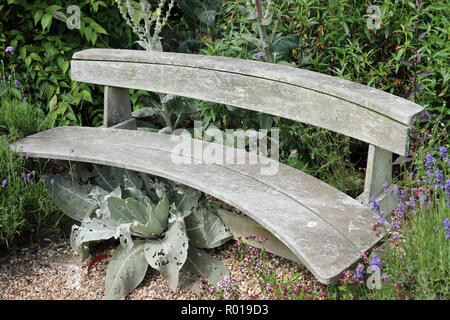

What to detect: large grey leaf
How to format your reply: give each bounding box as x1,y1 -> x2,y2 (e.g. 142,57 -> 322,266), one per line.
104,240 -> 148,300
46,175 -> 98,222
107,197 -> 148,225
144,215 -> 189,291
171,183 -> 201,218
94,186 -> 122,219
185,204 -> 232,249
93,165 -> 124,192
70,218 -> 117,254
70,217 -> 135,255
178,247 -> 230,294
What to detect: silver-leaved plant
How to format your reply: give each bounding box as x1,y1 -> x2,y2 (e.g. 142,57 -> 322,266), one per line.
46,164 -> 232,299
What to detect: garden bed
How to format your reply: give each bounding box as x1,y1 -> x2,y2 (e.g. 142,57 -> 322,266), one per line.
0,228 -> 327,300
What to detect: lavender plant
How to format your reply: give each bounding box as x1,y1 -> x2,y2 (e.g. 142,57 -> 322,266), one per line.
331,123 -> 449,299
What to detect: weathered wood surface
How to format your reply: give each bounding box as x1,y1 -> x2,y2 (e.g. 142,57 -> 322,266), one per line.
359,145 -> 397,215
11,126 -> 383,284
103,86 -> 132,128
72,49 -> 425,156
216,208 -> 303,264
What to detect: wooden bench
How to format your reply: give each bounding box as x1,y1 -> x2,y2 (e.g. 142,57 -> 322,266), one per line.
11,49 -> 425,284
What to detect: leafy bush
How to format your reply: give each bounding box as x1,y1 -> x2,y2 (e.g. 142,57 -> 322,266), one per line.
0,138 -> 61,249
0,0 -> 136,127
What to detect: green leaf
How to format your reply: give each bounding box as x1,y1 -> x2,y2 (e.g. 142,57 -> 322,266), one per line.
41,13 -> 53,31
80,89 -> 93,103
132,107 -> 156,118
46,175 -> 98,222
104,240 -> 148,300
34,10 -> 44,26
144,215 -> 189,291
29,52 -> 42,62
178,247 -> 230,294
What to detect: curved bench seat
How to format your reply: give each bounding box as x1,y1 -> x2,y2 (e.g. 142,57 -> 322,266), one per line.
11,126 -> 383,284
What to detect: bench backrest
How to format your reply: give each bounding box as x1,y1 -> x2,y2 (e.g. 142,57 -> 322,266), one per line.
71,49 -> 425,157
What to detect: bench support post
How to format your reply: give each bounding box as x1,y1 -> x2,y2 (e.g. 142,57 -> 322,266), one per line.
104,86 -> 136,129
358,145 -> 397,216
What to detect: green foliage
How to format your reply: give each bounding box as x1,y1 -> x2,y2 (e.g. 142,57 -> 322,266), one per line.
0,97 -> 51,143
0,0 -> 135,127
0,138 -> 61,249
47,164 -> 232,298
0,81 -> 61,249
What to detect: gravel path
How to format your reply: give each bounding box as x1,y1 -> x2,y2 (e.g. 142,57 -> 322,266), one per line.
0,229 -> 327,300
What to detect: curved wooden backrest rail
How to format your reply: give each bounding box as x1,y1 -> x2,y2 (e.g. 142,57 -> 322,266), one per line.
72,49 -> 425,156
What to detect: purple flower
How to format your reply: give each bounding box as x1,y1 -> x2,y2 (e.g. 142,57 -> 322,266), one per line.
383,181 -> 389,193
50,179 -> 55,185
439,218 -> 450,239
253,51 -> 265,60
396,202 -> 407,217
380,215 -> 387,224
171,38 -> 180,45
424,153 -> 435,168
445,180 -> 450,199
391,220 -> 398,231
53,11 -> 65,20
14,79 -> 19,87
1,179 -> 7,188
23,97 -> 27,102
353,263 -> 365,282
434,170 -> 444,184
370,197 -> 381,214
381,273 -> 391,282
5,46 -> 14,54
440,147 -> 448,160
369,254 -> 381,270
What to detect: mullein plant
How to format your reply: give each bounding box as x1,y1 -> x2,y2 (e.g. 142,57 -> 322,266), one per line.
115,0 -> 175,51
116,0 -> 177,131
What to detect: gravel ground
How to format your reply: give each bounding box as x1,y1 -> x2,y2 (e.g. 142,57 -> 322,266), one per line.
0,229 -> 327,300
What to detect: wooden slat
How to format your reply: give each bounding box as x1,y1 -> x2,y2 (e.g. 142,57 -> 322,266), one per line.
71,49 -> 425,155
103,86 -> 132,127
10,127 -> 383,284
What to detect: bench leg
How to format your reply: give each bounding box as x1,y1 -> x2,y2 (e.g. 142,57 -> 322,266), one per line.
358,144 -> 397,216
103,86 -> 136,129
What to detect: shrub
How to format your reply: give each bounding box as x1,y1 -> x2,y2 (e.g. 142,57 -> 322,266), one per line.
0,138 -> 62,249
